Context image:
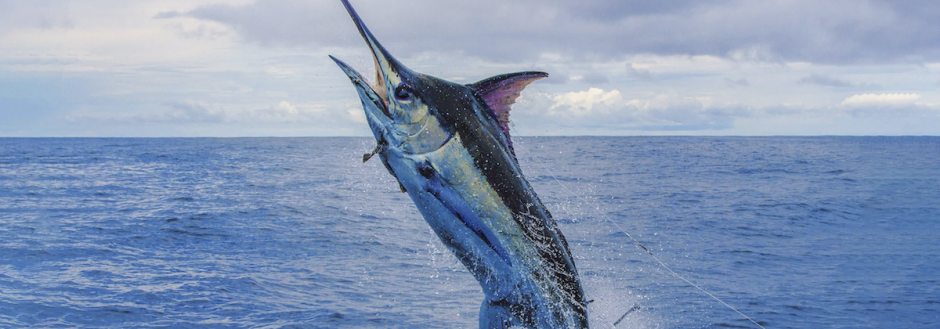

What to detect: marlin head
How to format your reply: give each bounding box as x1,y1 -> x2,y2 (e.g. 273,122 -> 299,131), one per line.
330,0 -> 452,155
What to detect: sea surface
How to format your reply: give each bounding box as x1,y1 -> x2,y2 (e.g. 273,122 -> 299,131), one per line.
1,137 -> 938,328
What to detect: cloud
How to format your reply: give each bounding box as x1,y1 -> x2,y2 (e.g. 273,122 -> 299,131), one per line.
266,67 -> 295,76
153,11 -> 183,19
837,93 -> 938,118
63,101 -> 225,124
167,0 -> 353,48
174,0 -> 940,64
798,74 -> 854,87
0,0 -> 73,35
248,101 -> 323,123
841,93 -> 920,106
347,108 -> 367,123
757,93 -> 939,119
67,100 -> 328,125
725,77 -> 749,87
580,72 -> 609,84
839,94 -> 940,118
515,88 -> 940,134
524,88 -> 745,131
549,88 -> 623,115
163,20 -> 233,41
118,101 -> 227,124
626,63 -> 655,82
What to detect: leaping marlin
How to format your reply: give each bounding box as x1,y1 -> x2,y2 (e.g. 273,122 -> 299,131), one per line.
330,1 -> 588,327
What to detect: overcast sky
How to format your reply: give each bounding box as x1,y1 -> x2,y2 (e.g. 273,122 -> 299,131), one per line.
2,0 -> 939,137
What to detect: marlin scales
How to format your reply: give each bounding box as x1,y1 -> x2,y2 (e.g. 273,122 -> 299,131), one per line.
330,1 -> 588,327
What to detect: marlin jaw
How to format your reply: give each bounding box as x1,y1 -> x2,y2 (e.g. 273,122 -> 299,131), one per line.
330,55 -> 447,155
331,0 -> 588,328
329,0 -> 449,155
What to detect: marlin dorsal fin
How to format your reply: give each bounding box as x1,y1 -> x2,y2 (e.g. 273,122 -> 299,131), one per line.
468,71 -> 548,147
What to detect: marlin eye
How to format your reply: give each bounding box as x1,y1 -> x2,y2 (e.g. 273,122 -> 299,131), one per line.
394,84 -> 412,101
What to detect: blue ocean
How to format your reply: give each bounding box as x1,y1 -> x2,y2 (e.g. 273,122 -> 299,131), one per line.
1,137 -> 937,328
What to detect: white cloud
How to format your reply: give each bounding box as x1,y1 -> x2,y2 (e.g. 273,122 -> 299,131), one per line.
242,101 -> 319,123
524,88 -> 746,132
550,88 -> 622,115
835,93 -> 940,119
277,101 -> 297,114
347,108 -> 367,124
842,93 -> 920,106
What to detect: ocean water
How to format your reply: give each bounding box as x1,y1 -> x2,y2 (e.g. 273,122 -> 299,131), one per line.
0,137 -> 937,329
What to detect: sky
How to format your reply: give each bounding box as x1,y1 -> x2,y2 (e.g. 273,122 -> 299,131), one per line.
1,0 -> 939,137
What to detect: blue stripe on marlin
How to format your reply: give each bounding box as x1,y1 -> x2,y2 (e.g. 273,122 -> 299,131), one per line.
420,161 -> 514,267
330,1 -> 589,328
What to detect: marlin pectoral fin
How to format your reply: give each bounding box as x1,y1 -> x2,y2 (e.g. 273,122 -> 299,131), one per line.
421,164 -> 513,267
467,71 -> 548,151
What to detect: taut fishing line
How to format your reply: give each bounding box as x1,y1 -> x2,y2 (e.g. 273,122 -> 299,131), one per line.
511,133 -> 766,329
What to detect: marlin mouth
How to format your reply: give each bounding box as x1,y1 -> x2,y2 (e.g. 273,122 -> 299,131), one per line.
338,0 -> 400,110
332,0 -> 434,136
329,55 -> 390,119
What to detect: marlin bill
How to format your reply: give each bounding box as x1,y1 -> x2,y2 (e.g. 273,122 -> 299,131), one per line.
330,0 -> 588,327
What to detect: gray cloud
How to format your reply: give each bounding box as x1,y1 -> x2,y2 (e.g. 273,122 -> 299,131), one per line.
160,0 -> 354,48
798,74 -> 853,87
562,0 -> 729,21
0,0 -> 72,34
725,78 -> 749,87
580,72 -> 609,85
626,63 -> 655,82
152,11 -> 182,19
170,0 -> 940,64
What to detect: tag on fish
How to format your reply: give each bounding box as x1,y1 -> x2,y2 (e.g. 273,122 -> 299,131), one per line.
362,145 -> 380,163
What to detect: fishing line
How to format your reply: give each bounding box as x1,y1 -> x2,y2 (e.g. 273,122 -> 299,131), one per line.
511,133 -> 766,329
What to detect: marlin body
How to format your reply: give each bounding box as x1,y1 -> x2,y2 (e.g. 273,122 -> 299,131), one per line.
330,1 -> 588,328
